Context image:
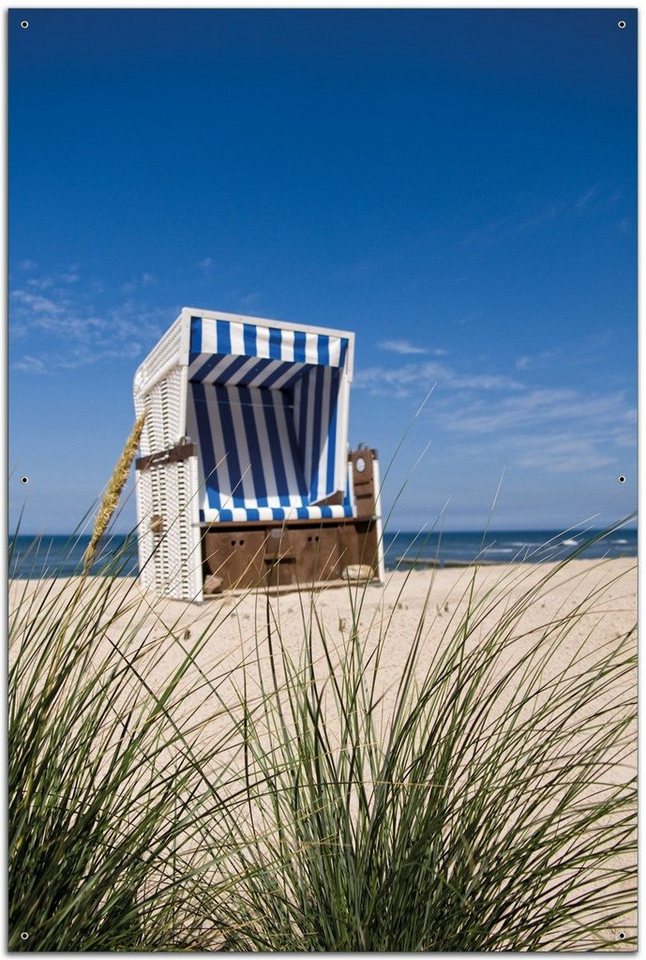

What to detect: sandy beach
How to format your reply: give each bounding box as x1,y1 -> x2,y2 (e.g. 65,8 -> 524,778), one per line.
10,556 -> 637,743
25,557 -> 631,680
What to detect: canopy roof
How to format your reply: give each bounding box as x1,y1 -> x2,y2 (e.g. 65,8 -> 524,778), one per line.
187,315 -> 350,388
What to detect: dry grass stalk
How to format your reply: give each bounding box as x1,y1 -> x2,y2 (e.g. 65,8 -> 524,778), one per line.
83,410 -> 147,572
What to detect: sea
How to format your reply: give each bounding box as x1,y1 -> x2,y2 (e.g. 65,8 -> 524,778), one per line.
8,528 -> 637,580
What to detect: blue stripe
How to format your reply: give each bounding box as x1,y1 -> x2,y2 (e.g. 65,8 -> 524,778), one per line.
192,382 -> 221,511
259,359 -> 298,390
283,402 -> 310,497
326,369 -> 340,496
317,335 -> 329,366
269,326 -> 282,360
217,354 -> 253,383
190,353 -> 251,384
236,359 -> 267,387
309,366 -> 325,499
214,385 -> 245,507
263,392 -> 291,507
190,316 -> 203,356
216,319 -> 231,355
191,352 -> 224,382
246,508 -> 260,521
244,323 -> 256,357
339,338 -> 348,368
293,330 -> 306,363
237,386 -> 268,506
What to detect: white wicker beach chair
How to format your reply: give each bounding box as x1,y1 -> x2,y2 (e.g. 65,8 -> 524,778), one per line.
134,308 -> 384,601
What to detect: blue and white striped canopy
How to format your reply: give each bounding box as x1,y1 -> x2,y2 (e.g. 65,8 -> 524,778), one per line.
188,316 -> 348,385
186,315 -> 354,523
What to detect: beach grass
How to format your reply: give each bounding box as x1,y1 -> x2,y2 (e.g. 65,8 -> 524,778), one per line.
8,528 -> 637,951
199,534 -> 637,951
8,542 -> 250,951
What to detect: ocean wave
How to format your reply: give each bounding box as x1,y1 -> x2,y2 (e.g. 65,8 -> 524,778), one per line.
561,538 -> 579,546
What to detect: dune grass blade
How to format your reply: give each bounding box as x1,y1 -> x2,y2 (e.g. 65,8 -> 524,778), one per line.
206,543 -> 636,951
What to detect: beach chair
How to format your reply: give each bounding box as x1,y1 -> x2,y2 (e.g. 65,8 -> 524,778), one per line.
133,308 -> 385,601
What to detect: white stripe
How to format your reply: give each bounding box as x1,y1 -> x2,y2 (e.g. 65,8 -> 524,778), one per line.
255,325 -> 271,359
229,321 -> 246,356
281,328 -> 295,362
334,375 -> 350,493
305,332 -> 319,365
252,392 -> 280,506
273,395 -> 305,507
328,337 -> 341,366
202,318 -> 217,354
305,368 -> 317,498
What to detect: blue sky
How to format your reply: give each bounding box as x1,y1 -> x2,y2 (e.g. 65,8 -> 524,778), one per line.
9,8 -> 636,533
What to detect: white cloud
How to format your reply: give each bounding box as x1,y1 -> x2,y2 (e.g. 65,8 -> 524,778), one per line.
10,274 -> 175,373
12,355 -> 47,374
432,387 -> 635,476
11,290 -> 65,316
377,339 -> 427,355
239,291 -> 261,308
355,359 -> 524,397
121,272 -> 156,294
355,349 -> 635,477
514,349 -> 557,372
437,388 -> 631,436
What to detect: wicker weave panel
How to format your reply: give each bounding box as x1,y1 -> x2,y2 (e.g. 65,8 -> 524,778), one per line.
134,316 -> 182,389
134,456 -> 203,601
139,366 -> 184,454
134,316 -> 185,455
